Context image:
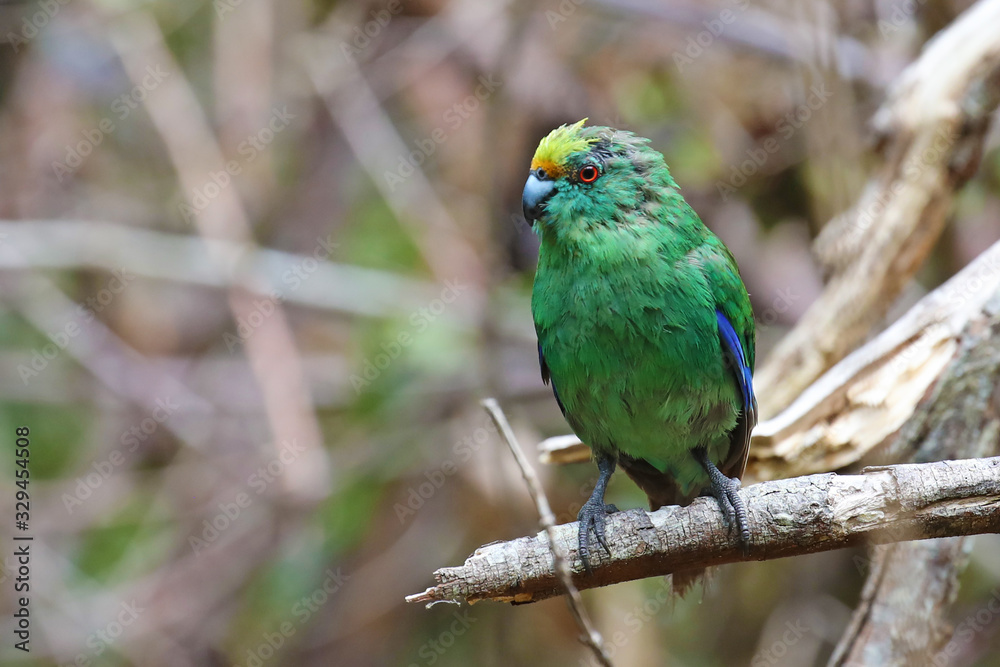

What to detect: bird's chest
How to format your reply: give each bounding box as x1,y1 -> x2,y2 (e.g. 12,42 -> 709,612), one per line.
532,255 -> 712,404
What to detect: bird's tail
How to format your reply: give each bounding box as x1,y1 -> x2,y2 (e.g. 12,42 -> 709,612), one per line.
668,568 -> 708,597
617,453 -> 708,597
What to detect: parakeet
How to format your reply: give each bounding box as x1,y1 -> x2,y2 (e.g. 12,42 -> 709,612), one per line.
521,120 -> 757,585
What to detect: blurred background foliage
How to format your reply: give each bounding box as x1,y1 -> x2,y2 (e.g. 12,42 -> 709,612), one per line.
0,0 -> 998,665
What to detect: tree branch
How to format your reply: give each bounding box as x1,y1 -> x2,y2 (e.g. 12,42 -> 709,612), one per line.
406,456 -> 1000,606
753,0 -> 1000,417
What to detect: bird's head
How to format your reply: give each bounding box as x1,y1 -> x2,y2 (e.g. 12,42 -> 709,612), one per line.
521,119 -> 678,235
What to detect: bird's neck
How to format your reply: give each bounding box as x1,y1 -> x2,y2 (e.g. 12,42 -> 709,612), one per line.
536,209 -> 703,275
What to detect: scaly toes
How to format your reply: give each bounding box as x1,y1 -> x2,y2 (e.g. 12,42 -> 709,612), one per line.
577,501 -> 617,572
726,488 -> 751,555
717,482 -> 750,555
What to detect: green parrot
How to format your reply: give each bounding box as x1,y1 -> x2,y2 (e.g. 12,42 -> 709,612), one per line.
521,119 -> 757,581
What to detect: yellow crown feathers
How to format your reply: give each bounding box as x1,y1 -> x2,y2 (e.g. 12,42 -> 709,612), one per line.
530,119 -> 597,178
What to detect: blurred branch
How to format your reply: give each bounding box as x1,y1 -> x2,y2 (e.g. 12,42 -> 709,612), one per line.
0,272 -> 214,440
829,539 -> 971,666
0,220 -> 450,319
94,11 -> 331,659
482,399 -> 613,667
599,0 -> 871,80
107,12 -> 330,503
213,0 -> 274,182
753,0 -> 1000,417
300,34 -> 486,288
360,0 -> 516,102
407,456 -> 1000,605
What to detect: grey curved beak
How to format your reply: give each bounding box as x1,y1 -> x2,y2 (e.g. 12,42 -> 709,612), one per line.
522,173 -> 555,223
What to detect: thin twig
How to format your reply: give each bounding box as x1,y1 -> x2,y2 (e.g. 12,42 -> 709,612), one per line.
480,398 -> 613,667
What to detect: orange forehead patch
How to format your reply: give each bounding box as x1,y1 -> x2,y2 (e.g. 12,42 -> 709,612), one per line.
529,158 -> 566,179
530,119 -> 596,179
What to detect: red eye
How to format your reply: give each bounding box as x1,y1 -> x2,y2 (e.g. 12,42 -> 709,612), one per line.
579,165 -> 599,183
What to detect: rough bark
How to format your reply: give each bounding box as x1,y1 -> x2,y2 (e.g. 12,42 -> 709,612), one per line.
407,456 -> 1000,606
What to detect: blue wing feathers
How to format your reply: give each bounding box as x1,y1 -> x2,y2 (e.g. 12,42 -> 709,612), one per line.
715,310 -> 754,413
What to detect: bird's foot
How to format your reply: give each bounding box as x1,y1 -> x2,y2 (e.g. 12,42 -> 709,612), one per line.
718,478 -> 751,557
696,449 -> 751,556
577,498 -> 618,573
